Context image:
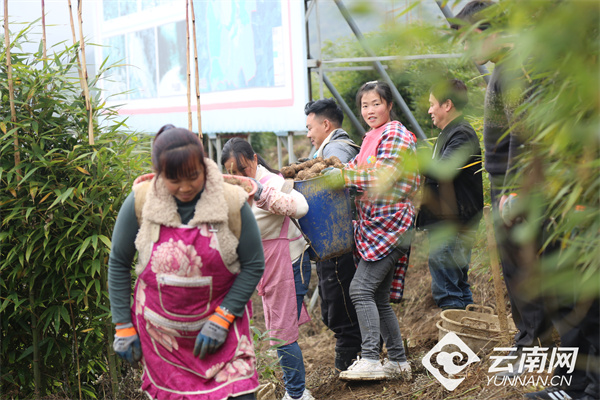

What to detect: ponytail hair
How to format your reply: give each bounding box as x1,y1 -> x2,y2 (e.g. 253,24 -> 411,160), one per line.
355,80 -> 398,122
221,137 -> 279,175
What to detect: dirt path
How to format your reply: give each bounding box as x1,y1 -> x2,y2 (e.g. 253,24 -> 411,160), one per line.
253,231 -> 532,399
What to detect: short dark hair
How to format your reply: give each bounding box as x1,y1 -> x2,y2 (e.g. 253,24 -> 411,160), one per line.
451,1 -> 494,31
304,98 -> 343,127
430,79 -> 469,111
152,127 -> 207,182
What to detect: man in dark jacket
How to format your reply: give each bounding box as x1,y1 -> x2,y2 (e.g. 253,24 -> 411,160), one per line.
417,79 -> 483,310
304,99 -> 362,372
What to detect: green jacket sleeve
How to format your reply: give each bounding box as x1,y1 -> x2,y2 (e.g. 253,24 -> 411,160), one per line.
220,202 -> 265,317
107,192 -> 138,324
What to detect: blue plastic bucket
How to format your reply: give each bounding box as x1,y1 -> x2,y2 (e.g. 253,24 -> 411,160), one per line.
294,175 -> 354,261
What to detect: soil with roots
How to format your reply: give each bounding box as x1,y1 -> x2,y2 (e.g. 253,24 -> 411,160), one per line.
106,231 -> 554,400
250,231 -> 547,400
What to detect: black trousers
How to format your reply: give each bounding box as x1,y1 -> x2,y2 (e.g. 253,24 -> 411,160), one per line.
549,293 -> 599,395
316,251 -> 362,349
492,178 -> 599,396
490,181 -> 554,347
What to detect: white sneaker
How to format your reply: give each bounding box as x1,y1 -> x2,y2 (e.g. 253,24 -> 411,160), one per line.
382,358 -> 412,380
339,357 -> 386,381
281,389 -> 315,400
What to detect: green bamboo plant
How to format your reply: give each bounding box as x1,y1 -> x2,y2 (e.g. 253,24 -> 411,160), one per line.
0,24 -> 151,399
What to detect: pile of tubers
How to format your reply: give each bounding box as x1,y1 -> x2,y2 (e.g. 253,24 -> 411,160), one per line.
223,175 -> 254,193
281,156 -> 344,181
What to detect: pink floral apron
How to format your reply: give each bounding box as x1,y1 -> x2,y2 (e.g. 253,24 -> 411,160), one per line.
132,224 -> 258,400
255,181 -> 310,346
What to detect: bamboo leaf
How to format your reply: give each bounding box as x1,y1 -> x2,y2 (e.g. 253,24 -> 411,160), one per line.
25,244 -> 34,263
60,187 -> 75,204
98,235 -> 112,250
54,309 -> 60,334
47,189 -> 63,209
17,345 -> 34,362
76,166 -> 90,175
19,167 -> 40,184
59,306 -> 70,325
38,192 -> 52,204
91,259 -> 101,277
25,207 -> 35,221
77,236 -> 91,261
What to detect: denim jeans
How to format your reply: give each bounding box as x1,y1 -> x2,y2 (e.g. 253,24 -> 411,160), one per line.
278,251 -> 311,398
428,230 -> 475,309
349,248 -> 407,362
292,251 -> 311,318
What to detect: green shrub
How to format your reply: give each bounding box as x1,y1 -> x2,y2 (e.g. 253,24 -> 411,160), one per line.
0,25 -> 151,398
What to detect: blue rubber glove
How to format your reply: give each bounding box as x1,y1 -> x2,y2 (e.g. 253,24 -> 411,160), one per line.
113,323 -> 142,368
321,167 -> 345,190
194,306 -> 235,359
250,177 -> 263,201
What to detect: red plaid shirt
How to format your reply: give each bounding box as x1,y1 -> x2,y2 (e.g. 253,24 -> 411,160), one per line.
344,121 -> 420,262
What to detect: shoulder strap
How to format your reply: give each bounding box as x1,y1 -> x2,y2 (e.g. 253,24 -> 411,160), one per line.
281,178 -> 294,194
260,173 -> 295,195
133,181 -> 151,224
327,139 -> 361,149
133,180 -> 242,240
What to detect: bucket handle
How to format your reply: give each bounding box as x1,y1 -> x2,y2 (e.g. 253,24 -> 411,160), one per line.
290,217 -> 322,261
466,304 -> 494,315
461,317 -> 491,330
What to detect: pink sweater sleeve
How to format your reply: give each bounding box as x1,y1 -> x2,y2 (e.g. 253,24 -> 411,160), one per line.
255,185 -> 306,218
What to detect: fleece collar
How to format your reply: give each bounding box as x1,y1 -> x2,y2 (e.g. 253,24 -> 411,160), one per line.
143,158 -> 227,227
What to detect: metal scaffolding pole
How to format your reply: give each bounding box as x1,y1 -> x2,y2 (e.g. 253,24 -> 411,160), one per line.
435,1 -> 490,84
333,0 -> 427,142
321,53 -> 461,63
323,72 -> 366,137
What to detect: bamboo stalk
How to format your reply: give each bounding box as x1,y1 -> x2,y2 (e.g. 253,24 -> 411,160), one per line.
101,270 -> 120,399
4,0 -> 21,180
76,0 -> 94,145
29,286 -> 42,397
483,206 -> 510,343
189,0 -> 202,138
185,0 -> 192,131
41,0 -> 47,59
67,0 -> 85,93
61,273 -> 82,400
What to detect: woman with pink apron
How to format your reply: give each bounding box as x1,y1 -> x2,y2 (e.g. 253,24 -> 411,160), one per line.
221,138 -> 314,400
108,127 -> 265,400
